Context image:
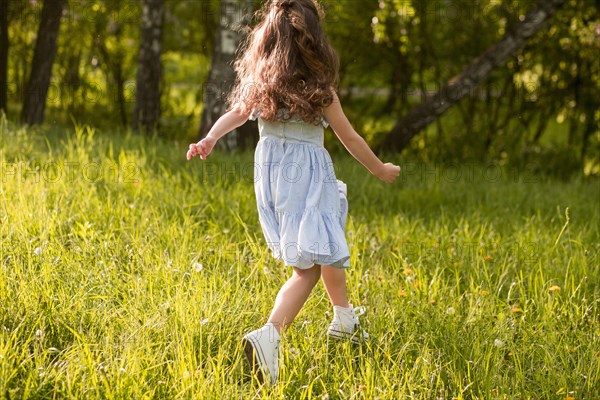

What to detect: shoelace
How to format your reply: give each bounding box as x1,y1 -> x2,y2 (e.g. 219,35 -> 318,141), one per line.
352,306 -> 370,340
353,306 -> 366,317
352,306 -> 366,325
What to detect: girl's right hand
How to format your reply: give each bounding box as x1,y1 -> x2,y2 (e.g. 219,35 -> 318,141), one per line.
375,163 -> 401,184
187,136 -> 217,160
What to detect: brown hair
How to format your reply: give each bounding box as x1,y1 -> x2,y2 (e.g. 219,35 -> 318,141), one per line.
228,0 -> 339,125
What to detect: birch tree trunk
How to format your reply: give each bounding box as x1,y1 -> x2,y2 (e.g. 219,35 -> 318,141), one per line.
378,0 -> 568,152
199,0 -> 255,149
132,0 -> 164,134
20,0 -> 65,125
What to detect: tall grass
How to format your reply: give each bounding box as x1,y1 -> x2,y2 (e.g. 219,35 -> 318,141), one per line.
1,119 -> 598,399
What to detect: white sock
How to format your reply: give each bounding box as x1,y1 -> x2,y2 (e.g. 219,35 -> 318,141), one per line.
264,322 -> 281,341
333,304 -> 353,312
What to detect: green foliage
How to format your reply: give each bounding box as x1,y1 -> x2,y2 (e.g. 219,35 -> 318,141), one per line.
1,123 -> 598,398
355,0 -> 599,166
4,0 -> 599,169
5,0 -> 219,136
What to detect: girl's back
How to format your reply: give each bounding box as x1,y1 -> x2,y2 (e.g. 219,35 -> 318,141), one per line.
229,0 -> 339,128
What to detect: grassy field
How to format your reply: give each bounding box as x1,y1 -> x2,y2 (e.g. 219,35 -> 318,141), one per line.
1,119 -> 598,399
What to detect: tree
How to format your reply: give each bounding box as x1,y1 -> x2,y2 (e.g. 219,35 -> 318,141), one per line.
94,0 -> 133,128
132,0 -> 164,134
0,0 -> 8,114
378,0 -> 568,152
20,0 -> 65,125
199,0 -> 255,148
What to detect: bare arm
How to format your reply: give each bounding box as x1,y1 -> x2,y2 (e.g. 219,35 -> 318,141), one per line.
187,105 -> 251,160
324,93 -> 400,183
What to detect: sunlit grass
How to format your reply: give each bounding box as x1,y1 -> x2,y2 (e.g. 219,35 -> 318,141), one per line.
1,119 -> 598,399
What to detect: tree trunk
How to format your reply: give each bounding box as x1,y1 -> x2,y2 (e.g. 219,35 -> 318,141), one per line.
132,0 -> 164,134
0,0 -> 8,114
63,50 -> 82,115
377,0 -> 568,152
97,32 -> 128,128
20,0 -> 65,125
199,0 -> 256,149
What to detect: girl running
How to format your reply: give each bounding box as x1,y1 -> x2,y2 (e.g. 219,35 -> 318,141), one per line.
187,0 -> 400,384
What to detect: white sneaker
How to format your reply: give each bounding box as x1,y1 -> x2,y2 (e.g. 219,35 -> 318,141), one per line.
327,304 -> 370,344
242,323 -> 280,384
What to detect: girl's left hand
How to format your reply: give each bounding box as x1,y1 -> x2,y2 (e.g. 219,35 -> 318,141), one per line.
187,137 -> 217,160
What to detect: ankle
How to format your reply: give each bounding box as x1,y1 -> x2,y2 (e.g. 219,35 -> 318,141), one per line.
333,303 -> 352,311
265,322 -> 282,337
332,302 -> 351,308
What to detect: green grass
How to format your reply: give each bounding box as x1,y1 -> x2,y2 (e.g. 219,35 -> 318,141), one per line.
1,118 -> 599,399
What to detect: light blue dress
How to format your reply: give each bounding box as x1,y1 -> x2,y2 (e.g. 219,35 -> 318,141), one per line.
251,111 -> 350,269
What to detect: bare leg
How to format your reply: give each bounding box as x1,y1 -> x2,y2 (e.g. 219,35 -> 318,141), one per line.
267,265 -> 321,333
321,265 -> 350,308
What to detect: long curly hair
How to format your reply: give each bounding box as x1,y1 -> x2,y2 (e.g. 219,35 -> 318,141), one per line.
228,0 -> 339,125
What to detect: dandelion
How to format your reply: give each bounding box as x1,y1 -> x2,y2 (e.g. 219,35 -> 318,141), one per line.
397,290 -> 407,298
479,290 -> 490,295
494,339 -> 504,348
200,318 -> 209,326
429,299 -> 437,305
511,306 -> 523,313
194,263 -> 203,272
446,307 -> 456,315
403,268 -> 413,276
358,384 -> 367,391
33,247 -> 42,256
549,285 -> 561,292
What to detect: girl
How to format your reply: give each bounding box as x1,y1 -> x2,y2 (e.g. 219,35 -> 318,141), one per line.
187,0 -> 400,385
